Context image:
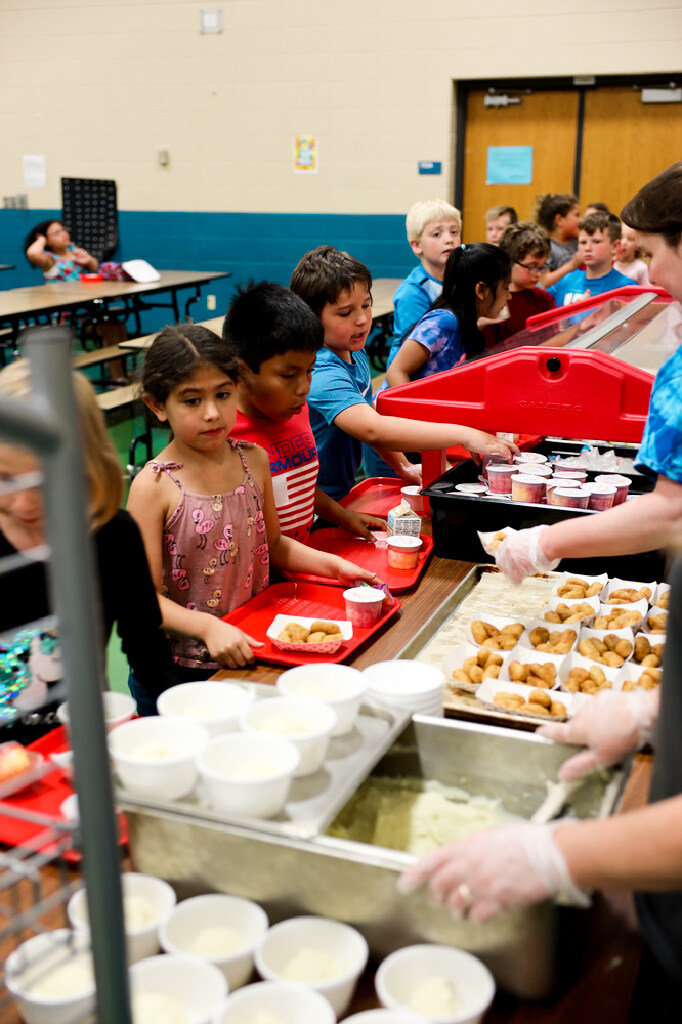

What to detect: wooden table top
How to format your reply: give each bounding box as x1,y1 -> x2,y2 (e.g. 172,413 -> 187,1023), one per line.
0,270 -> 230,323
0,536 -> 650,1022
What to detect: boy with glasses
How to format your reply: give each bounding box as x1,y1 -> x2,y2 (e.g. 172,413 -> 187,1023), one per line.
480,221 -> 556,347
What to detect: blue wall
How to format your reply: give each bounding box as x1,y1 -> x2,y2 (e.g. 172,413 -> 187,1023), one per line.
1,209 -> 412,335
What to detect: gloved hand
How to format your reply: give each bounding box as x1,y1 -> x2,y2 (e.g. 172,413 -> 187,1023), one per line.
495,524 -> 560,584
538,689 -> 658,780
398,821 -> 587,923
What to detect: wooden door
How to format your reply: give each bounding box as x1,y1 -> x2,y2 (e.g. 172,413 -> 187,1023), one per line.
580,87 -> 682,216
462,90 -> 580,242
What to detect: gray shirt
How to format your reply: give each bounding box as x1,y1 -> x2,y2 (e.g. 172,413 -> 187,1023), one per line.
547,237 -> 578,271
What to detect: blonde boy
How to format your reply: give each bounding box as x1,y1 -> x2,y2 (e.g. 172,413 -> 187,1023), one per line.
392,199 -> 462,339
485,204 -> 518,245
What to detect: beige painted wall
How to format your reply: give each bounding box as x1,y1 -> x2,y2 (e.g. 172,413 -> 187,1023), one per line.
1,0 -> 681,214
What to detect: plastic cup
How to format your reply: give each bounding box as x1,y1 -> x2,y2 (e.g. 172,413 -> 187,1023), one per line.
485,464 -> 515,495
552,487 -> 589,509
513,452 -> 547,465
454,482 -> 488,495
511,473 -> 545,504
276,664 -> 368,736
343,587 -> 385,628
375,944 -> 495,1024
108,717 -> 209,801
215,981 -> 337,1023
240,695 -> 337,777
129,954 -> 227,1024
157,681 -> 254,737
583,483 -> 617,511
553,468 -> 588,484
387,535 -> 422,569
520,463 -> 553,478
595,474 -> 632,505
400,485 -> 429,516
197,732 -> 300,817
5,930 -> 96,1024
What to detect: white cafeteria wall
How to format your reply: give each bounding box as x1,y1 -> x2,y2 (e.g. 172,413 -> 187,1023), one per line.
1,0 -> 681,214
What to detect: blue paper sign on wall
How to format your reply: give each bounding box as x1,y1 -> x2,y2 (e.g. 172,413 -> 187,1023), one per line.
486,146 -> 533,185
418,161 -> 442,175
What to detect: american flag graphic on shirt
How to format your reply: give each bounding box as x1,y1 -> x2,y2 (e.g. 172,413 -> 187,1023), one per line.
271,454 -> 318,540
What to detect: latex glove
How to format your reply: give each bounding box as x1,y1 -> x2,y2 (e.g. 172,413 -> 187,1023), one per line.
398,822 -> 587,924
538,689 -> 658,781
495,524 -> 560,584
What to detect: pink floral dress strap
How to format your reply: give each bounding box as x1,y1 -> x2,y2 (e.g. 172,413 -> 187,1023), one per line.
149,460 -> 184,487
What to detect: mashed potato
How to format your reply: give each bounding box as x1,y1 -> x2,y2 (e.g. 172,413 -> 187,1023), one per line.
188,925 -> 244,956
327,777 -> 518,856
410,976 -> 459,1016
282,947 -> 342,982
132,991 -> 188,1023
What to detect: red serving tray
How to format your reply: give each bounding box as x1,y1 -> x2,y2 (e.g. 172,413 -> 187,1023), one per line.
0,726 -> 127,860
338,477 -> 404,517
283,528 -> 432,592
221,581 -> 400,667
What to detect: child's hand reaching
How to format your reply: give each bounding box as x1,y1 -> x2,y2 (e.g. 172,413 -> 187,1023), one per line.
399,463 -> 423,487
329,556 -> 377,587
336,509 -> 386,543
461,430 -> 519,463
201,617 -> 264,670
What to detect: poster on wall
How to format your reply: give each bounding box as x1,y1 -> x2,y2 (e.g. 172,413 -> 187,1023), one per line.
294,136 -> 318,174
486,146 -> 533,185
23,154 -> 46,188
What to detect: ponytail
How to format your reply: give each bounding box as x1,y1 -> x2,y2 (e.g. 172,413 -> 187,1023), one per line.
432,244 -> 511,358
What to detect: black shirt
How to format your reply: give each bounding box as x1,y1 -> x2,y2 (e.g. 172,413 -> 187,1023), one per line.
0,510 -> 179,743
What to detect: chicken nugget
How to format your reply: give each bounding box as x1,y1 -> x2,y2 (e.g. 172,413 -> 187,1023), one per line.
498,635 -> 519,651
648,613 -> 667,633
544,610 -> 562,623
530,626 -> 550,647
585,582 -> 604,597
602,651 -> 624,667
570,667 -> 590,684
452,669 -> 471,685
641,653 -> 660,668
320,632 -> 341,642
287,623 -> 310,640
306,631 -> 328,643
509,661 -> 528,682
557,584 -> 585,599
550,700 -> 567,717
278,629 -> 295,642
310,620 -> 341,635
588,665 -> 606,685
522,702 -> 550,716
471,620 -> 493,645
593,615 -> 610,630
482,664 -> 501,679
614,639 -> 633,659
501,623 -> 525,639
638,587 -> 652,601
528,688 -> 552,708
579,638 -> 601,661
655,591 -> 670,610
482,637 -> 502,650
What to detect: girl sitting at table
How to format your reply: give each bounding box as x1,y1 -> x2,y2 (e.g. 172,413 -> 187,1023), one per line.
24,220 -> 99,282
0,359 -> 179,739
127,325 -> 375,683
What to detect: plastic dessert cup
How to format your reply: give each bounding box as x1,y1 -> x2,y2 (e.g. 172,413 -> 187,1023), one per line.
157,680 -> 254,737
583,483 -> 617,511
387,535 -> 422,569
215,981 -> 336,1024
511,474 -> 545,504
343,587 -> 385,628
108,717 -> 209,801
520,463 -> 553,478
129,954 -> 227,1024
595,474 -> 632,505
552,487 -> 590,509
400,485 -> 429,516
454,482 -> 488,495
514,452 -> 547,465
5,929 -> 96,1024
486,464 -> 516,495
553,468 -> 588,484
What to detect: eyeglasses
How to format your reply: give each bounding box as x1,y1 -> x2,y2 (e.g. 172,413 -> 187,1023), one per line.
514,260 -> 549,274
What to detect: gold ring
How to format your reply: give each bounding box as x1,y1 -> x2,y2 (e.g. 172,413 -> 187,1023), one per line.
457,882 -> 473,905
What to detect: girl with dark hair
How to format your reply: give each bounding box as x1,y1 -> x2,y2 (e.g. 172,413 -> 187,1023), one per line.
127,325 -> 373,679
384,243 -> 511,389
24,219 -> 98,281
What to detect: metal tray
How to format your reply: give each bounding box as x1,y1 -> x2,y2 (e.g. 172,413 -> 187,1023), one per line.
124,715 -> 628,1000
394,564 -> 563,730
115,684 -> 409,840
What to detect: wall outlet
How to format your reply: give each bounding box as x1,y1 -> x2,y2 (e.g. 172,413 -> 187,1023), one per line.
207,294 -> 216,311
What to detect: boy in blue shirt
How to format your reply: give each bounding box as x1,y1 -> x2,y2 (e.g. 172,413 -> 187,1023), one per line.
391,199 -> 462,345
290,245 -> 517,501
548,211 -> 632,307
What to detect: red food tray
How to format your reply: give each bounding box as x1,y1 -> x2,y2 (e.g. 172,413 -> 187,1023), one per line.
284,528 -> 432,592
0,726 -> 127,860
338,477 -> 404,517
221,581 -> 400,667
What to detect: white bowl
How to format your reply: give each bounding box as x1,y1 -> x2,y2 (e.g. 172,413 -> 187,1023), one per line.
108,716 -> 209,801
68,871 -> 177,963
276,664 -> 367,736
197,732 -> 300,818
57,690 -> 136,735
160,894 -> 268,990
240,695 -> 337,776
255,915 -> 369,1018
375,945 -> 496,1024
157,681 -> 255,737
345,1011 -> 430,1023
213,979 -> 336,1023
363,661 -> 445,701
5,929 -> 95,1024
129,953 -> 227,1024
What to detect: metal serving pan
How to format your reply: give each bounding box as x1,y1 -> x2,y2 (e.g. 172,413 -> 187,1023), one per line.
123,714 -> 627,1000
116,684 -> 409,841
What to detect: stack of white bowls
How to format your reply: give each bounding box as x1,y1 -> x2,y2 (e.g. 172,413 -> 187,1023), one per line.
361,661 -> 444,718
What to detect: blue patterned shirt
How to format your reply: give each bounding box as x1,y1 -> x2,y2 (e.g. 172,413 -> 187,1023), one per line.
635,345 -> 682,484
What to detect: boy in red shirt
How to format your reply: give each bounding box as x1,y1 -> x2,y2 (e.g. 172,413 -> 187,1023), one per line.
481,221 -> 556,347
224,282 -> 384,542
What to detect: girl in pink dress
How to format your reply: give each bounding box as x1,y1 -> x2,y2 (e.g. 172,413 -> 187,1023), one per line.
128,325 -> 373,677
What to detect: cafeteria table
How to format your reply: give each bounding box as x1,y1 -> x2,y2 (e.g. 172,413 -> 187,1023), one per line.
0,533 -> 651,1023
0,270 -> 230,342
